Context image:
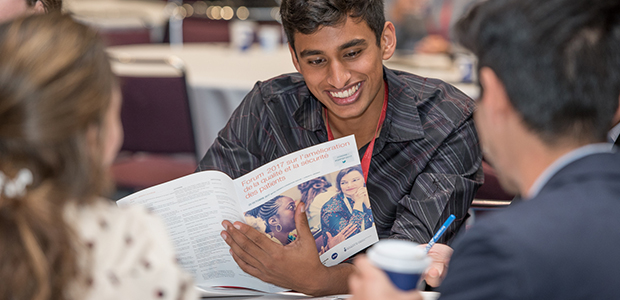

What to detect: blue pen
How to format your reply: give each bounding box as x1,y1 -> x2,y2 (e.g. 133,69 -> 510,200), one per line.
425,214 -> 456,253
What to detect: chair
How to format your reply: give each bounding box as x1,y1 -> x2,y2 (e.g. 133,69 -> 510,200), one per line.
109,55 -> 198,192
73,14 -> 155,46
99,27 -> 152,46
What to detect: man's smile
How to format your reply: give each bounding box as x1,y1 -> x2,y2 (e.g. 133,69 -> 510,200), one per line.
326,81 -> 363,105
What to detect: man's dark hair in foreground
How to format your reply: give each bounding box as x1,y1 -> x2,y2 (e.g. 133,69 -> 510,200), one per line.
458,0 -> 620,145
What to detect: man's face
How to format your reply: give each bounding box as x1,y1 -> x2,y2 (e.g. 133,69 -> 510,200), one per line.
289,17 -> 394,122
475,68 -> 520,195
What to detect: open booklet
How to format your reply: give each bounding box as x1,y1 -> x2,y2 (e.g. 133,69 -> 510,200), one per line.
117,135 -> 379,296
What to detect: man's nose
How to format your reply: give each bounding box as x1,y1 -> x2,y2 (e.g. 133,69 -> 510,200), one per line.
326,60 -> 351,89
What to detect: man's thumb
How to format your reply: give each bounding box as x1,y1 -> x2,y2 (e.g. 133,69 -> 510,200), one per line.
294,202 -> 313,241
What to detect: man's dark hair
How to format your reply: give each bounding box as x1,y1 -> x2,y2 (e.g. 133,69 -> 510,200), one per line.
456,0 -> 620,144
280,0 -> 385,53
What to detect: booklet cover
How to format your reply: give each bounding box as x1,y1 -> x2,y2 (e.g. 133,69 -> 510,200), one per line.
117,135 -> 379,295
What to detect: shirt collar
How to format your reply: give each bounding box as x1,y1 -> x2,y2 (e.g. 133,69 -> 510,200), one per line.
608,122 -> 620,143
292,67 -> 425,142
526,143 -> 615,199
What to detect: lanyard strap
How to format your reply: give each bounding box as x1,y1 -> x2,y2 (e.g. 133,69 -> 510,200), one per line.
325,81 -> 389,182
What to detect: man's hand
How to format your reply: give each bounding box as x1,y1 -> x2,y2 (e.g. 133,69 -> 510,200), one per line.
221,203 -> 352,296
421,243 -> 453,287
349,256 -> 423,300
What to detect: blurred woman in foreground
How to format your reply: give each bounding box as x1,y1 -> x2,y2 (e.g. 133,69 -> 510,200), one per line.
0,14 -> 196,300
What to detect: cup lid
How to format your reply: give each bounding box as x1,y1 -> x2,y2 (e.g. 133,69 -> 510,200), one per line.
367,240 -> 431,273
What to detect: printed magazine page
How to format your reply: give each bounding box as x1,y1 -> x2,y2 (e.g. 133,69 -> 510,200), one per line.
116,171 -> 283,295
117,135 -> 379,294
237,135 -> 379,267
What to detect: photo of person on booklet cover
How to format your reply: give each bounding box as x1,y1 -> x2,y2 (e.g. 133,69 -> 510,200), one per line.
244,164 -> 375,253
320,166 -> 374,251
245,195 -> 298,246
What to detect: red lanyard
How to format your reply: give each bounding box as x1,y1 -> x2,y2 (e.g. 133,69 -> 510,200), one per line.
325,82 -> 389,182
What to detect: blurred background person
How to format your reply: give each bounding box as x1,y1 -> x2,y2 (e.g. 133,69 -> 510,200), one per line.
386,0 -> 481,54
0,0 -> 61,23
385,0 -> 428,52
0,14 -> 196,300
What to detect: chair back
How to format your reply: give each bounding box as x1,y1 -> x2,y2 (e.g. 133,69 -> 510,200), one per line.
110,55 -> 197,156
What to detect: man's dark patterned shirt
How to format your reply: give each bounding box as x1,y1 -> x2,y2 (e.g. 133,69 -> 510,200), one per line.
198,67 -> 483,244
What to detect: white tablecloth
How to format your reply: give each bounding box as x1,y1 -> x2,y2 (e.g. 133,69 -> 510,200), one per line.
65,0 -> 169,42
107,43 -> 478,158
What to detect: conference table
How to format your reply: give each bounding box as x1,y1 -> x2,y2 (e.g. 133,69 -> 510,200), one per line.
107,43 -> 479,157
196,290 -> 440,299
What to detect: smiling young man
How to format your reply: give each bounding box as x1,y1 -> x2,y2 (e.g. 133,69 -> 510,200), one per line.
198,0 -> 482,296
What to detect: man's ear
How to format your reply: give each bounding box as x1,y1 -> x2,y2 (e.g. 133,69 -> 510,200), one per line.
288,43 -> 301,73
612,96 -> 620,127
479,67 -> 514,120
381,22 -> 397,60
33,0 -> 45,14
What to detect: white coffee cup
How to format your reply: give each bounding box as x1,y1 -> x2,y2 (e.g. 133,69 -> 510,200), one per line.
230,20 -> 256,52
258,25 -> 281,52
367,240 -> 431,291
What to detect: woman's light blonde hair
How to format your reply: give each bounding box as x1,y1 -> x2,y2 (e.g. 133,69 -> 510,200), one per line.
0,13 -> 115,300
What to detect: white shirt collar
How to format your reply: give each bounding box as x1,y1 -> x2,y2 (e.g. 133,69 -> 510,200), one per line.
609,122 -> 620,143
526,143 -> 615,199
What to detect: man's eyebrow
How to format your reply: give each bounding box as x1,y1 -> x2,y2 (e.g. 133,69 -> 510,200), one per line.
338,38 -> 367,51
299,49 -> 324,58
298,39 -> 368,58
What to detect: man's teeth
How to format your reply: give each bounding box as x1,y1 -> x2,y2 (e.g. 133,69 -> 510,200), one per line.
330,83 -> 360,98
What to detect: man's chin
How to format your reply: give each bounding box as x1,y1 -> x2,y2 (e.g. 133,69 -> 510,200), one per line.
496,173 -> 520,196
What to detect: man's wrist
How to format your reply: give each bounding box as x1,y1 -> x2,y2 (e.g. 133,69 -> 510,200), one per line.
302,263 -> 354,296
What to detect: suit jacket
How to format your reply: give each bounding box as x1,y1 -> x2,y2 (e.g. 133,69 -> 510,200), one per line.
439,151 -> 620,299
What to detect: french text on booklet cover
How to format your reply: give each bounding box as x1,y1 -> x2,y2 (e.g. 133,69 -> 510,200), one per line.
117,135 -> 379,296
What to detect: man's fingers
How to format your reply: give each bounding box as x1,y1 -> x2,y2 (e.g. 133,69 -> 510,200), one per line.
348,272 -> 363,300
228,248 -> 263,277
221,230 -> 266,269
353,256 -> 388,283
222,221 -> 272,263
424,266 -> 443,288
233,220 -> 281,253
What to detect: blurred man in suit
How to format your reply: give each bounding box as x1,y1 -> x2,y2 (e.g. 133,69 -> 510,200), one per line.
350,0 -> 620,299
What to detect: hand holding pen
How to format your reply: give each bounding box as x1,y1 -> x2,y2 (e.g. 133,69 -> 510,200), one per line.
425,214 -> 456,253
423,215 -> 456,288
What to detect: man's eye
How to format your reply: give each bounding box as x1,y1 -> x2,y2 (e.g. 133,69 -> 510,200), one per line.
344,50 -> 361,58
308,58 -> 325,65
